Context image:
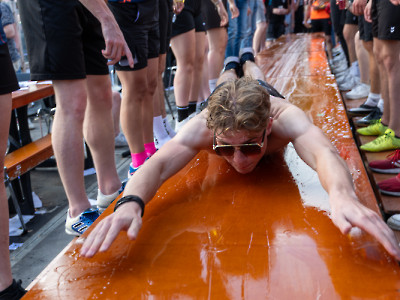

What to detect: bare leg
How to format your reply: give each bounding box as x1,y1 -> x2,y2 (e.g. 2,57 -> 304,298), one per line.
343,24 -> 358,64
112,91 -> 122,137
355,32 -> 369,84
253,21 -> 267,54
242,60 -> 265,81
0,94 -> 12,291
189,31 -> 206,104
143,57 -> 158,143
363,40 -> 380,94
207,27 -> 228,82
52,80 -> 90,218
171,30 -> 196,107
200,38 -> 211,101
84,75 -> 120,195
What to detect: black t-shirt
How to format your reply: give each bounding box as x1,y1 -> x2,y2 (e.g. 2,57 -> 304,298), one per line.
266,0 -> 288,24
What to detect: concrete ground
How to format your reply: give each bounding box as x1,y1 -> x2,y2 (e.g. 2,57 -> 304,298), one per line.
9,89 -> 176,289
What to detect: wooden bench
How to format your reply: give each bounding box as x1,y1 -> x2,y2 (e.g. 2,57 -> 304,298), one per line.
5,82 -> 54,232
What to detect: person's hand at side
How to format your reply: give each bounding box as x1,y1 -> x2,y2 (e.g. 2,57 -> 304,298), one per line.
80,201 -> 143,258
227,0 -> 240,18
173,0 -> 185,14
350,0 -> 367,15
364,0 -> 372,22
214,0 -> 229,26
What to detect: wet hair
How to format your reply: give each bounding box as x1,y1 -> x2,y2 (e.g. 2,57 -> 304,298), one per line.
206,76 -> 271,134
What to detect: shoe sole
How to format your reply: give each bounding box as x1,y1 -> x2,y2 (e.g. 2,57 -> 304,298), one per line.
370,167 -> 400,174
65,227 -> 81,236
347,109 -> 373,116
381,189 -> 400,197
387,219 -> 400,231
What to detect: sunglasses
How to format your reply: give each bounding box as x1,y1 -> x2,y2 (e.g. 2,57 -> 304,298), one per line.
213,130 -> 266,156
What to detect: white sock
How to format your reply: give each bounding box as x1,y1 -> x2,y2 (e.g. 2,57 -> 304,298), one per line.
163,117 -> 176,138
350,61 -> 360,78
377,99 -> 384,113
364,93 -> 380,107
154,115 -> 170,140
209,78 -> 218,93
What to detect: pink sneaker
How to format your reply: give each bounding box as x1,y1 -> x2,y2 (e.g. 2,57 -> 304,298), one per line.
369,150 -> 400,174
378,174 -> 400,197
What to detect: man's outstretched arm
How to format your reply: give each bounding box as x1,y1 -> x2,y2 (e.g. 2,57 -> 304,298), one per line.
283,106 -> 400,260
81,116 -> 211,257
78,0 -> 134,67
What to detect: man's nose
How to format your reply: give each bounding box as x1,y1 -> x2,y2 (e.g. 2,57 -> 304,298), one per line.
233,148 -> 246,163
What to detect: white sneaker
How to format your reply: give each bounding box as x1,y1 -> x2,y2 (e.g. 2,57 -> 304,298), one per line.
114,132 -> 128,147
338,75 -> 357,91
65,207 -> 100,236
387,214 -> 400,231
174,113 -> 195,132
97,188 -> 120,212
163,118 -> 176,138
331,60 -> 348,74
345,83 -> 370,99
332,45 -> 344,55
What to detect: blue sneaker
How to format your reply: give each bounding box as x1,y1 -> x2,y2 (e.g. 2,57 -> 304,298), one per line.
65,207 -> 100,236
128,163 -> 140,178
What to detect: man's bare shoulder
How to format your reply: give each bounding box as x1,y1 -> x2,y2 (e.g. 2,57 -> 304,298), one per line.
175,110 -> 213,151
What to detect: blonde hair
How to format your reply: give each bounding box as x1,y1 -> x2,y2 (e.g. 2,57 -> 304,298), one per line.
206,76 -> 271,134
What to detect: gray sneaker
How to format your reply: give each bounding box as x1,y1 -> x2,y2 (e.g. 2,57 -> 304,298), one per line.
354,107 -> 383,126
348,103 -> 376,116
114,132 -> 128,147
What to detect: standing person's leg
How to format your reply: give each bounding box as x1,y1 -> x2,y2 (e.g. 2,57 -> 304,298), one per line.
207,27 -> 228,91
84,75 -> 121,195
144,57 -> 159,149
52,80 -> 92,217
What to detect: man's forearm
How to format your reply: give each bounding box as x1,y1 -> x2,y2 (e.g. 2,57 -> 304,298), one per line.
78,0 -> 115,24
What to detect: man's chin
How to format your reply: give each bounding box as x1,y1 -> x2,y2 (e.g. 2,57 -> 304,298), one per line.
234,165 -> 255,174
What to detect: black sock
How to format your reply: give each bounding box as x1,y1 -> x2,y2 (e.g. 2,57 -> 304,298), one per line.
240,52 -> 255,65
177,106 -> 189,122
188,102 -> 197,115
0,280 -> 26,298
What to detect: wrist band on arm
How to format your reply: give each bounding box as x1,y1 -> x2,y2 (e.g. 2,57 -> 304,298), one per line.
213,0 -> 221,6
114,195 -> 145,217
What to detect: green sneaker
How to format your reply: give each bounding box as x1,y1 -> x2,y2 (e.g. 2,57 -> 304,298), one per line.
360,129 -> 400,152
357,119 -> 388,136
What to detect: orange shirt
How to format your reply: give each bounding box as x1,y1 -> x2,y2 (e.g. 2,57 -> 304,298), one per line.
310,0 -> 330,19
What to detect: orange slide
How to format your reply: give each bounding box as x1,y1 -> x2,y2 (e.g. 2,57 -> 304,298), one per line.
24,34 -> 400,299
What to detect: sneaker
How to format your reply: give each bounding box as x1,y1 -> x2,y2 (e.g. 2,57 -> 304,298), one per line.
239,47 -> 255,65
0,279 -> 26,300
387,214 -> 400,230
65,207 -> 100,236
338,75 -> 357,91
332,60 -> 348,74
223,56 -> 242,77
174,112 -> 195,132
348,103 -> 376,115
378,174 -> 400,197
369,150 -> 400,174
360,129 -> 400,152
128,163 -> 140,178
357,119 -> 387,136
332,51 -> 345,63
345,83 -> 370,99
114,132 -> 128,147
354,107 -> 383,126
332,45 -> 344,56
97,188 -> 121,212
163,118 -> 176,138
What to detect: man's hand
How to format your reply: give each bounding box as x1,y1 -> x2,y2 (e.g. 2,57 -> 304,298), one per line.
228,1 -> 239,18
173,0 -> 185,14
350,0 -> 367,15
80,202 -> 142,257
364,0 -> 372,22
215,1 -> 229,26
330,196 -> 400,260
390,0 -> 400,5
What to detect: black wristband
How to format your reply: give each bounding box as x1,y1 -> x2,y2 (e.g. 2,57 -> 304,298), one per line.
114,195 -> 145,217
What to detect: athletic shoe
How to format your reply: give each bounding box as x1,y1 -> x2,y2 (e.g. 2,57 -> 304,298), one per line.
128,163 -> 140,178
354,107 -> 383,126
332,51 -> 345,63
369,150 -> 400,174
348,103 -> 376,115
223,56 -> 242,77
239,47 -> 255,65
378,174 -> 400,197
360,129 -> 400,152
356,119 -> 387,136
114,132 -> 128,147
338,75 -> 357,91
97,188 -> 121,212
332,60 -> 348,74
163,118 -> 176,138
175,112 -> 195,132
65,207 -> 100,236
387,214 -> 400,230
0,279 -> 26,300
345,83 -> 370,99
332,45 -> 344,55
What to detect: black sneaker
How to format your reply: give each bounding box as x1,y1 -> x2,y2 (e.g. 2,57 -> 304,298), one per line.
348,103 -> 376,116
0,279 -> 27,300
354,107 -> 383,127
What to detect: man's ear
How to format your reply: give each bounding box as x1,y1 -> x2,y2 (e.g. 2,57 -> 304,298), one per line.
266,117 -> 273,135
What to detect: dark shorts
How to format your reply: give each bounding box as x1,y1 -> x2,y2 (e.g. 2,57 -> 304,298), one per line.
266,22 -> 285,40
171,0 -> 205,37
0,44 -> 19,95
345,9 -> 358,25
18,0 -> 109,81
202,0 -> 228,31
159,0 -> 173,54
311,18 -> 332,35
358,15 -> 372,41
372,0 -> 400,40
109,0 -> 160,71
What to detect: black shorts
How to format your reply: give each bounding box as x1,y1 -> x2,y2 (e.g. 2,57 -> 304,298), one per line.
159,0 -> 173,54
345,9 -> 358,25
372,0 -> 400,40
311,18 -> 332,35
0,44 -> 19,95
171,0 -> 205,37
202,0 -> 228,31
358,15 -> 372,41
18,0 -> 108,81
109,0 -> 160,71
266,22 -> 285,40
